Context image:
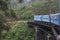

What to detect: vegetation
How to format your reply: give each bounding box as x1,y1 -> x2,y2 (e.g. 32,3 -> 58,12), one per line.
1,22 -> 35,40
16,6 -> 34,20
0,0 -> 59,40
0,0 -> 8,11
0,0 -> 10,40
32,0 -> 58,15
19,0 -> 23,3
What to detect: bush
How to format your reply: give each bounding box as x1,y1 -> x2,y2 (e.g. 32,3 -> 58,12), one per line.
16,6 -> 34,20
2,22 -> 35,40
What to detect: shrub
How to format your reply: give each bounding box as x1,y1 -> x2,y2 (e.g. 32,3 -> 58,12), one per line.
2,22 -> 35,40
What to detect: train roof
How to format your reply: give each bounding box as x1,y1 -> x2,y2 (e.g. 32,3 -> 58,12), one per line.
34,13 -> 60,16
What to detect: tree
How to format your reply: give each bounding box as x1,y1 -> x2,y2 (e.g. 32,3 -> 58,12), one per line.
0,14 -> 10,40
17,6 -> 33,20
31,0 -> 58,15
19,0 -> 23,3
0,0 -> 10,40
4,9 -> 17,20
0,0 -> 8,11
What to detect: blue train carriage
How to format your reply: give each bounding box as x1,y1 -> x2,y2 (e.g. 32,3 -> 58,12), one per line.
34,13 -> 60,26
34,15 -> 42,21
42,15 -> 50,22
50,13 -> 60,26
34,15 -> 50,24
34,15 -> 50,22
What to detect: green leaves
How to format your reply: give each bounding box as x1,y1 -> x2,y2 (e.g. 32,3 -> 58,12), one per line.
17,6 -> 34,20
0,0 -> 8,11
2,22 -> 35,40
32,0 -> 58,15
18,0 -> 23,3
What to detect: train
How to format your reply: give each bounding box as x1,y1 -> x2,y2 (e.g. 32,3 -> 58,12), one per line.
34,13 -> 60,26
27,13 -> 60,40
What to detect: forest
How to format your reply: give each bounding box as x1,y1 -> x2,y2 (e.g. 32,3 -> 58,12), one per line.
0,0 -> 58,40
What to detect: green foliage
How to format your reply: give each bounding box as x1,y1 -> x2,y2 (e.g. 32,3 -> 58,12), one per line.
32,0 -> 58,15
0,14 -> 5,29
0,13 -> 10,40
19,0 -> 23,3
2,22 -> 35,40
0,0 -> 8,11
16,6 -> 34,20
0,0 -> 10,40
4,9 -> 17,19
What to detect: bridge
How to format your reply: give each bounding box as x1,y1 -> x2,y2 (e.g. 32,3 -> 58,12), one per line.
27,21 -> 60,40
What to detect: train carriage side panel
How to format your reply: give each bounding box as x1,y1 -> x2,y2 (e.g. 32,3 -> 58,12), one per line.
34,13 -> 60,26
34,15 -> 42,21
42,15 -> 50,22
50,13 -> 60,26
